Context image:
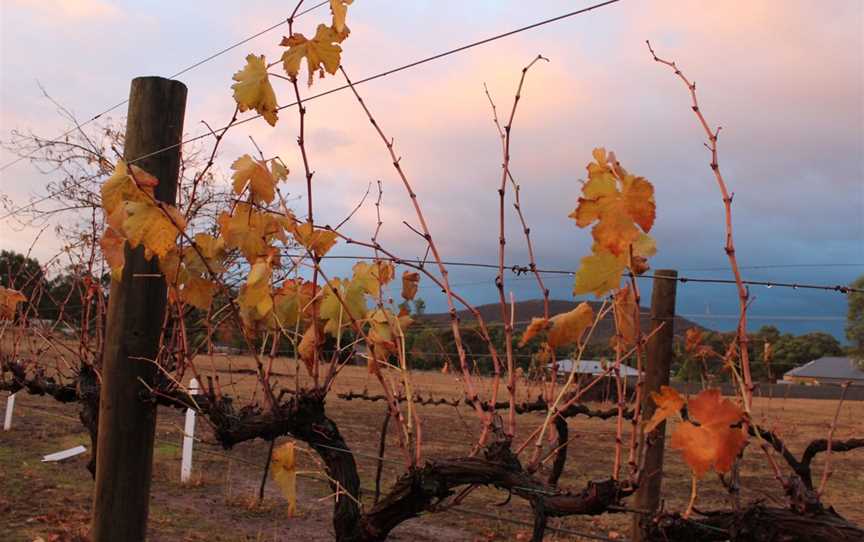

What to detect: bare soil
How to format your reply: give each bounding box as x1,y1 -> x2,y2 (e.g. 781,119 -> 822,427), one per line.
1,359 -> 862,541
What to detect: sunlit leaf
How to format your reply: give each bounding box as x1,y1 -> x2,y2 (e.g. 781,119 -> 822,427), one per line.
0,286 -> 27,320
401,271 -> 420,301
271,159 -> 290,181
671,389 -> 747,478
100,227 -> 126,280
351,260 -> 394,298
231,54 -> 279,126
122,201 -> 186,259
319,277 -> 366,337
570,148 -> 656,257
181,276 -> 218,310
518,317 -> 549,347
573,251 -> 625,298
330,0 -> 353,37
547,302 -> 594,349
291,221 -> 337,257
101,160 -> 157,230
645,385 -> 685,432
238,259 -> 273,327
231,154 -> 279,204
297,325 -> 320,374
612,285 -> 638,349
281,24 -> 343,86
271,442 -> 297,516
218,204 -> 287,263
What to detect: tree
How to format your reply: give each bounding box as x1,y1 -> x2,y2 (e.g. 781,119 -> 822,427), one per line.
846,274 -> 864,366
0,250 -> 43,292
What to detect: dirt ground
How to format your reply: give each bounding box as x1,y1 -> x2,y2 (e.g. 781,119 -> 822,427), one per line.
1,358 -> 862,541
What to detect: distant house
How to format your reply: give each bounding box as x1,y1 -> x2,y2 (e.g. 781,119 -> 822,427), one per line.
547,360 -> 639,402
782,357 -> 864,386
550,359 -> 640,378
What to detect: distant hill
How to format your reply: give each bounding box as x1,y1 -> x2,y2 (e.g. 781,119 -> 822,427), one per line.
419,299 -> 708,343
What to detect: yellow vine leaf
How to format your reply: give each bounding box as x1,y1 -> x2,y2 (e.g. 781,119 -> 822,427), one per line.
671,389 -> 747,478
547,302 -> 594,349
519,318 -> 549,347
281,24 -> 342,86
291,221 -> 337,257
271,442 -> 298,517
570,149 -> 657,296
573,251 -> 625,297
570,148 -> 655,257
0,286 -> 27,320
297,325 -> 320,374
401,271 -> 420,301
100,227 -> 126,281
351,260 -> 394,297
367,308 -> 412,372
330,0 -> 353,38
182,276 -> 218,310
101,160 -> 157,230
272,279 -> 314,330
319,277 -> 366,337
271,159 -> 290,181
231,154 -> 280,204
633,232 -> 657,257
684,328 -> 703,354
238,259 -> 273,327
612,285 -> 638,349
231,54 -> 279,126
122,201 -> 186,259
218,204 -> 288,263
645,386 -> 685,432
186,233 -> 226,274
158,233 -> 224,310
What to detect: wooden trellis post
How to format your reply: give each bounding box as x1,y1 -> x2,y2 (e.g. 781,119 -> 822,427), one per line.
631,269 -> 678,541
91,76 -> 187,542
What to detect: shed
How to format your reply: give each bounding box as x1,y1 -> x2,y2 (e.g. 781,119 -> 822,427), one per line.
782,357 -> 864,386
549,359 -> 640,378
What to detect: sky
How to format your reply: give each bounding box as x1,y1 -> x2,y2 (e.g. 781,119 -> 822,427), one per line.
0,0 -> 862,339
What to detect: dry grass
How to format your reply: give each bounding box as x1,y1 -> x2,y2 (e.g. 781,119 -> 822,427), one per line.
2,350 -> 862,541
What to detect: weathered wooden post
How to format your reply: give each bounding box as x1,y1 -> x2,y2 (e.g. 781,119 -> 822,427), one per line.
631,269 -> 677,541
91,76 -> 186,542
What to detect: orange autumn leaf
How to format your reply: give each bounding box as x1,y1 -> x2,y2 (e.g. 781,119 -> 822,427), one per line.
401,271 -> 420,301
570,149 -> 657,298
0,286 -> 27,320
100,227 -> 126,281
684,328 -> 703,354
121,200 -> 186,259
612,285 -> 637,349
231,154 -> 279,204
547,302 -> 594,349
671,389 -> 747,478
291,221 -> 337,257
645,386 -> 685,432
520,303 -> 594,349
217,203 -> 287,263
181,276 -> 218,311
569,148 -> 655,257
330,0 -> 353,38
297,326 -> 319,375
518,317 -> 550,347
